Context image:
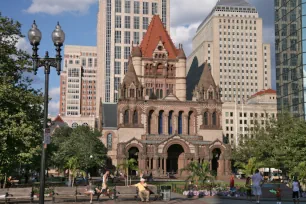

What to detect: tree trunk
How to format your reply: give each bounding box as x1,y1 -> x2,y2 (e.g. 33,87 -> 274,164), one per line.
3,174 -> 6,189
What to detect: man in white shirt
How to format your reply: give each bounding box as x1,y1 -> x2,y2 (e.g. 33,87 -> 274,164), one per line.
252,169 -> 264,204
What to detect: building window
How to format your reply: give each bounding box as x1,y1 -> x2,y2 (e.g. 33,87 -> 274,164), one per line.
82,58 -> 86,66
124,47 -> 130,59
115,0 -> 121,13
124,31 -> 130,44
148,110 -> 153,134
124,110 -> 129,124
134,16 -> 140,29
107,133 -> 112,149
134,32 -> 140,44
133,110 -> 138,125
162,0 -> 167,27
115,31 -> 121,43
143,2 -> 149,14
143,17 -> 149,29
125,16 -> 130,28
115,61 -> 121,74
114,77 -> 120,91
72,123 -> 78,128
152,3 -> 158,15
158,111 -> 164,134
203,112 -> 208,125
115,15 -> 121,28
124,62 -> 128,74
125,0 -> 130,13
134,1 -> 140,14
168,111 -> 173,134
178,111 -> 183,134
115,46 -> 121,59
212,112 -> 217,126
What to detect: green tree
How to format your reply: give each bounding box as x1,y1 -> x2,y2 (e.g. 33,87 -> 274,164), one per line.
0,13 -> 44,177
291,162 -> 306,186
50,126 -> 108,175
118,158 -> 138,186
180,161 -> 212,185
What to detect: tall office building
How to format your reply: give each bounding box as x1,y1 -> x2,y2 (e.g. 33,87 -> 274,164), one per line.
187,0 -> 272,103
275,0 -> 305,118
96,0 -> 170,107
59,45 -> 98,127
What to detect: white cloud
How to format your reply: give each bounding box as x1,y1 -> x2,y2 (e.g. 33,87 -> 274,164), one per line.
16,37 -> 32,54
48,87 -> 60,116
25,0 -> 98,15
170,0 -> 217,27
170,23 -> 200,56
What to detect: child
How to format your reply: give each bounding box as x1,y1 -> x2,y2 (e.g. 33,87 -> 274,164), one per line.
245,177 -> 252,202
276,184 -> 282,204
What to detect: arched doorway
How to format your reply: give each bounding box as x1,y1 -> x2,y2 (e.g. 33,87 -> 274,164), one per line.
211,148 -> 221,176
128,147 -> 139,175
167,144 -> 184,174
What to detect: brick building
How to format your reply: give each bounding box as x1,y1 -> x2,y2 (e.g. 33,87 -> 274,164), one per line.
100,15 -> 231,177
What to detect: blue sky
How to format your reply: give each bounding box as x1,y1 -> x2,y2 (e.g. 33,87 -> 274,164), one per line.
1,0 -> 275,115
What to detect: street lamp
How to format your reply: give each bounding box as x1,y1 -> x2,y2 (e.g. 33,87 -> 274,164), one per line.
28,20 -> 65,204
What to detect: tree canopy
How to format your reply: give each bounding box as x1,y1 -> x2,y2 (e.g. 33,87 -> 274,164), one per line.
49,126 -> 108,172
233,113 -> 306,177
0,12 -> 44,175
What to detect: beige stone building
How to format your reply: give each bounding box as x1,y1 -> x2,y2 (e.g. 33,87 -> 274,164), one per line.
187,0 -> 272,103
59,45 -> 98,128
222,89 -> 277,146
100,16 -> 231,177
96,0 -> 170,105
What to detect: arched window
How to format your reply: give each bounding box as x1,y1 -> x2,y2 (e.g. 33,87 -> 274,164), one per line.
212,112 -> 217,126
203,112 -> 208,126
107,133 -> 112,149
160,89 -> 163,98
148,110 -> 154,134
168,111 -> 173,134
208,91 -> 213,99
178,111 -> 183,134
72,123 -> 78,128
124,110 -> 129,124
133,110 -> 138,125
156,89 -> 160,98
158,111 -> 164,134
188,111 -> 193,135
130,89 -> 135,98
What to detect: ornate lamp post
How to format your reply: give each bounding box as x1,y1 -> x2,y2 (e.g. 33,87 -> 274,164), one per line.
28,21 -> 65,204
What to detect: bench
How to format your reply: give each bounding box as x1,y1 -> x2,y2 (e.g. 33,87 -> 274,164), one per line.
52,187 -> 76,203
0,189 -> 8,204
76,186 -> 107,202
145,185 -> 161,201
115,186 -> 137,200
6,187 -> 33,203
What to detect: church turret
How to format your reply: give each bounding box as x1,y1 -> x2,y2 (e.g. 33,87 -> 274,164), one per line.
176,44 -> 187,101
120,57 -> 143,100
131,45 -> 142,79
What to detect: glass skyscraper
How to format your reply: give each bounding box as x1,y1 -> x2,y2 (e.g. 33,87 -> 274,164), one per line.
275,0 -> 306,118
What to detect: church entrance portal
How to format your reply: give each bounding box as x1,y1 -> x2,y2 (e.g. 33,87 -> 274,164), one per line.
211,148 -> 221,176
167,144 -> 184,174
128,147 -> 139,175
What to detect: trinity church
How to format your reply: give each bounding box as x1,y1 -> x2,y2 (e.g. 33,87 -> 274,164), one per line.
99,15 -> 231,177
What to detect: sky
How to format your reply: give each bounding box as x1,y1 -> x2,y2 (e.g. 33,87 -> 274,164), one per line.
1,0 -> 275,116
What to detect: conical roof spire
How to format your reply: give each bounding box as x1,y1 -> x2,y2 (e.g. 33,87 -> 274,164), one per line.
197,61 -> 216,89
122,56 -> 140,86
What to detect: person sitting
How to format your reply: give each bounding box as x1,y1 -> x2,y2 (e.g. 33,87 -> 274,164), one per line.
84,181 -> 94,204
134,178 -> 150,202
95,171 -> 110,199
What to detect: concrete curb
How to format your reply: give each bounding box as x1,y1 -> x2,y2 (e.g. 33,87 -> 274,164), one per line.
219,195 -> 306,202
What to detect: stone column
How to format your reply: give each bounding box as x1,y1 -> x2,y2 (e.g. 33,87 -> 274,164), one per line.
173,115 -> 178,134
164,114 -> 168,135
225,160 -> 231,175
183,115 -> 188,135
153,157 -> 158,170
164,157 -> 167,174
148,158 -> 152,170
217,160 -> 225,176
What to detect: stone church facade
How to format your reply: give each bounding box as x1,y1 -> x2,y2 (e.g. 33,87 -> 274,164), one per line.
101,15 -> 231,177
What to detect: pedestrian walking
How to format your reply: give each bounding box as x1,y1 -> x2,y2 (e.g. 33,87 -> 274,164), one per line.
276,184 -> 282,204
245,177 -> 252,202
292,176 -> 301,204
252,169 -> 264,204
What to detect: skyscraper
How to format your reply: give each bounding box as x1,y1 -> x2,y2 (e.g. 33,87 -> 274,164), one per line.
59,45 -> 97,126
96,0 -> 170,108
187,0 -> 272,103
275,0 -> 305,118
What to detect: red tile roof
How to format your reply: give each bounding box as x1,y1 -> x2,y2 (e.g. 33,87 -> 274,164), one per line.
53,115 -> 64,123
251,89 -> 276,97
140,15 -> 179,59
